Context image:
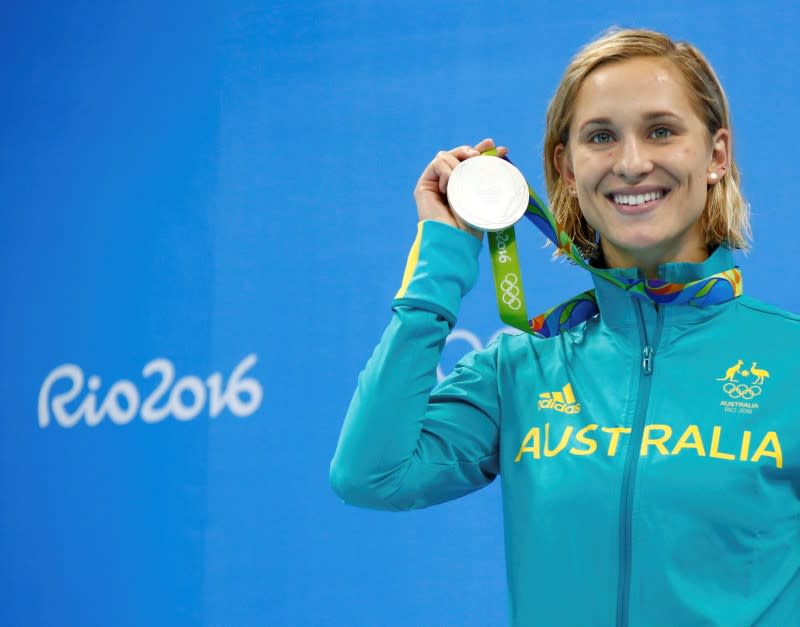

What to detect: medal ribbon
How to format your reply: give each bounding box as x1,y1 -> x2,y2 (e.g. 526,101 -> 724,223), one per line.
482,150 -> 743,338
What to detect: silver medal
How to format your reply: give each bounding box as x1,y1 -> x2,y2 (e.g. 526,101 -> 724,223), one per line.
446,156 -> 529,232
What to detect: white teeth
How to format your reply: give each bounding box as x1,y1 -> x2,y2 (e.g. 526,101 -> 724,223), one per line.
612,190 -> 664,206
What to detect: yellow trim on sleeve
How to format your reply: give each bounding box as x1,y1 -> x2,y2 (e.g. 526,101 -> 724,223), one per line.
395,222 -> 424,299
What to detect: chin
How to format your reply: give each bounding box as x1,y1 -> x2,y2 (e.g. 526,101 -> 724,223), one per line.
606,231 -> 667,252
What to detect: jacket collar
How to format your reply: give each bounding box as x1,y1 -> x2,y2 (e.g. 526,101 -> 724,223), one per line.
591,245 -> 738,330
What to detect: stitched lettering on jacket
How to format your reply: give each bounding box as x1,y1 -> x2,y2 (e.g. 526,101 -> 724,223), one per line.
513,423 -> 783,469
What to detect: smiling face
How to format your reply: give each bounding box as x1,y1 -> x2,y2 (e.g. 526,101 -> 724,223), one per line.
555,56 -> 729,275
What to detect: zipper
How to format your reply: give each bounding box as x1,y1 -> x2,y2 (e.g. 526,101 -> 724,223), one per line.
615,299 -> 663,627
641,345 -> 653,375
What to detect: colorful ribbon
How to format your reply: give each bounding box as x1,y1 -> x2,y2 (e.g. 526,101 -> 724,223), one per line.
482,150 -> 743,338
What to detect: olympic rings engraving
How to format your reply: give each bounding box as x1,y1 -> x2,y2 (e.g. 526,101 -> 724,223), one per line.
722,382 -> 762,400
500,273 -> 522,311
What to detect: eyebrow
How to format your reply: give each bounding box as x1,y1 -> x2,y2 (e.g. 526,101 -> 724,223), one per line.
578,111 -> 684,132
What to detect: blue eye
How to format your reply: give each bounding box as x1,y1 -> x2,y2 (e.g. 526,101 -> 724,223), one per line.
590,131 -> 612,144
651,126 -> 672,139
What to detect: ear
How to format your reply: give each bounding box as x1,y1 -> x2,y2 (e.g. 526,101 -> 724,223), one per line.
707,128 -> 730,185
553,143 -> 576,190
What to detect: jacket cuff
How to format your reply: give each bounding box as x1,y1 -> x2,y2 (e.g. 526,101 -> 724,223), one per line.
392,220 -> 481,326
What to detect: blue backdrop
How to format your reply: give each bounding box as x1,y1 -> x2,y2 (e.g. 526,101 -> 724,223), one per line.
2,1 -> 799,625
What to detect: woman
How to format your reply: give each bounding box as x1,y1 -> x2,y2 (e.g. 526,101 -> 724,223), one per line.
330,29 -> 800,625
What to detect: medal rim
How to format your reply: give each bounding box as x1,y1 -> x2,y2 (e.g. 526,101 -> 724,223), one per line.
447,157 -> 529,232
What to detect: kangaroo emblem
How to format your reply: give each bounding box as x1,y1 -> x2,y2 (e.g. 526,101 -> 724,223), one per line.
717,359 -> 743,382
750,362 -> 770,385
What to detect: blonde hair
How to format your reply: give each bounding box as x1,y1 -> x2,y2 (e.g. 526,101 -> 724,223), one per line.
544,28 -> 750,258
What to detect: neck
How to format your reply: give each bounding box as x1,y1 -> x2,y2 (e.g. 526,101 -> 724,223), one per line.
600,241 -> 710,280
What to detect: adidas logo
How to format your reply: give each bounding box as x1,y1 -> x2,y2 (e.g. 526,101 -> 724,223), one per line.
538,383 -> 581,414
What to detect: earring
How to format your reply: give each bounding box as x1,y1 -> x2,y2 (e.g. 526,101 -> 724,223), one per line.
709,172 -> 718,181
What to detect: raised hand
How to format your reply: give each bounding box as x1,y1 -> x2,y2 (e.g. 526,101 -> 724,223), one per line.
413,138 -> 508,239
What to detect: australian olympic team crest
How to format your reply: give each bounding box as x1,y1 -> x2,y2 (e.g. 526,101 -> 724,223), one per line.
717,359 -> 770,414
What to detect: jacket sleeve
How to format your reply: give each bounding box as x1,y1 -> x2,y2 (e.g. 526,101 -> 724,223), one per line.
329,220 -> 500,511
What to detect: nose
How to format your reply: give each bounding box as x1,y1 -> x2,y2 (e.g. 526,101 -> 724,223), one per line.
612,136 -> 653,180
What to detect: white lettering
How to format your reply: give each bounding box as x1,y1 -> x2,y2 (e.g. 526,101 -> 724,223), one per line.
102,380 -> 139,425
38,354 -> 263,428
38,364 -> 83,428
170,375 -> 207,421
141,359 -> 174,423
214,354 -> 263,417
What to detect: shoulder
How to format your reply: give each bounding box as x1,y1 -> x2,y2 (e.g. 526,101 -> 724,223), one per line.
735,295 -> 800,325
486,321 -> 592,358
729,295 -> 800,346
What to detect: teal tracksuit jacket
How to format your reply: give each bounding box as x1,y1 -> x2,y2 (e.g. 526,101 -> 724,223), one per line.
330,220 -> 800,626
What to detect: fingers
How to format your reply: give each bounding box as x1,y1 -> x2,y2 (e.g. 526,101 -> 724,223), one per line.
473,137 -> 509,158
429,140 -> 510,193
420,139 -> 511,192
453,145 -> 481,160
430,149 -> 472,194
473,137 -> 496,153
